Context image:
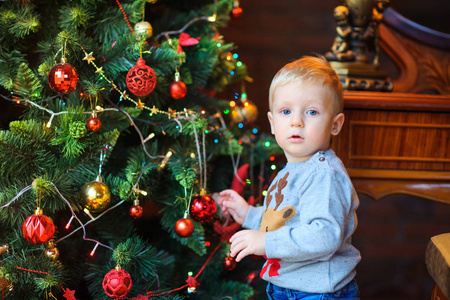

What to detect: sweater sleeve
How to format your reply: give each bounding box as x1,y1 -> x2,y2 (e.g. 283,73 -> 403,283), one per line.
242,205 -> 265,230
265,168 -> 353,262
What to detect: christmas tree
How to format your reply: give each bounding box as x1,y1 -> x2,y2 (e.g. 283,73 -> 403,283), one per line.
0,0 -> 282,299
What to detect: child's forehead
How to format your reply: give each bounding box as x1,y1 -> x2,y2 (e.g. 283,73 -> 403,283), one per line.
274,81 -> 328,98
272,82 -> 332,106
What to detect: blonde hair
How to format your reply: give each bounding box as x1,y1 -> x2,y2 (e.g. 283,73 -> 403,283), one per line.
268,56 -> 343,114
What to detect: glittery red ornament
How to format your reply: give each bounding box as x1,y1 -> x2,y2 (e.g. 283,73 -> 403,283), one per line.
22,208 -> 55,245
223,255 -> 237,271
189,192 -> 217,223
102,266 -> 133,299
126,58 -> 157,97
129,201 -> 143,219
86,117 -> 101,132
169,80 -> 187,100
231,6 -> 243,18
48,63 -> 78,94
174,218 -> 194,237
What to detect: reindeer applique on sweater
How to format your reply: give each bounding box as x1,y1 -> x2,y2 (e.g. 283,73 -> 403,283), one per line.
259,172 -> 295,277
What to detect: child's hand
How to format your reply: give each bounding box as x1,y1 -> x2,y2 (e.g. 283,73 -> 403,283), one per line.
229,229 -> 266,262
218,189 -> 250,225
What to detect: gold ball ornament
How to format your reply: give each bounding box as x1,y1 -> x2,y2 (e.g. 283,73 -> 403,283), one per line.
80,180 -> 111,213
231,99 -> 258,124
134,21 -> 153,40
45,243 -> 59,260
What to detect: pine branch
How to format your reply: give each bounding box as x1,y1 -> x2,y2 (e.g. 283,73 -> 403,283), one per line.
58,5 -> 94,31
6,5 -> 40,39
13,63 -> 43,100
0,50 -> 27,90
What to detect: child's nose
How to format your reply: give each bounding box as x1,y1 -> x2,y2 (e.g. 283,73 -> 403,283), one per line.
290,114 -> 304,127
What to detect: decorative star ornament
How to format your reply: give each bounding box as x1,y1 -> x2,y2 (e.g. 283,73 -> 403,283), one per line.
168,108 -> 177,118
62,288 -> 77,300
82,52 -> 95,64
95,67 -> 103,74
150,105 -> 158,115
136,99 -> 145,109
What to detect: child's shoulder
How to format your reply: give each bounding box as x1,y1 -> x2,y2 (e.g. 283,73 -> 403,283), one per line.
308,150 -> 348,178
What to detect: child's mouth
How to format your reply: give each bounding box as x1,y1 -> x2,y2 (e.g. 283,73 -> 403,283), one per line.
289,135 -> 303,141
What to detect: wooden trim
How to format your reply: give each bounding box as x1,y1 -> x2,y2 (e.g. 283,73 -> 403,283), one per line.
344,91 -> 450,111
351,177 -> 450,204
350,120 -> 450,129
347,169 -> 450,180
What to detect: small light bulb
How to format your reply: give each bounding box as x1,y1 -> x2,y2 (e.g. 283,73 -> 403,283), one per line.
90,243 -> 99,256
65,216 -> 74,229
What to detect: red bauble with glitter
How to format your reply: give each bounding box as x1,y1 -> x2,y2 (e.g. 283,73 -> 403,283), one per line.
129,204 -> 143,219
48,63 -> 78,94
86,117 -> 102,132
126,58 -> 157,97
223,255 -> 237,271
174,218 -> 194,237
189,193 -> 217,223
22,208 -> 55,245
169,80 -> 187,100
231,6 -> 243,18
102,266 -> 133,299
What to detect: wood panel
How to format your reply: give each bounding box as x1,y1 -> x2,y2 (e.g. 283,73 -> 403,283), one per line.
332,91 -> 450,203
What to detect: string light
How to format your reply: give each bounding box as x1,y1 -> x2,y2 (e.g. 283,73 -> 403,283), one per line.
132,187 -> 148,196
143,132 -> 155,143
65,215 -> 74,229
158,151 -> 173,169
90,242 -> 99,256
83,208 -> 95,220
46,114 -> 54,128
207,14 -> 216,22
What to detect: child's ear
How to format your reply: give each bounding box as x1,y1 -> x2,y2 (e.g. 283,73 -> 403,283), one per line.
267,111 -> 275,135
331,113 -> 345,136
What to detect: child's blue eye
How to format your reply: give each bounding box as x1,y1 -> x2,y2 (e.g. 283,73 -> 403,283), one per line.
307,110 -> 317,116
281,109 -> 291,115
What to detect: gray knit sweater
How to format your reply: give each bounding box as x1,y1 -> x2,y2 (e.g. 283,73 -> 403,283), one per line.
243,149 -> 361,293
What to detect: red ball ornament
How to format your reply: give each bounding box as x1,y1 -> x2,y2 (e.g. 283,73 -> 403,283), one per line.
48,62 -> 78,94
86,116 -> 101,132
174,217 -> 194,237
102,265 -> 133,299
231,6 -> 243,18
223,255 -> 237,271
22,208 -> 55,245
169,80 -> 187,100
189,192 -> 217,223
129,200 -> 143,219
126,58 -> 157,97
